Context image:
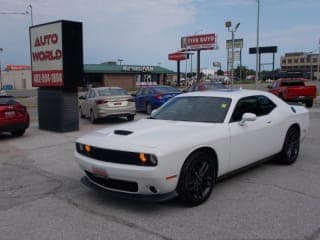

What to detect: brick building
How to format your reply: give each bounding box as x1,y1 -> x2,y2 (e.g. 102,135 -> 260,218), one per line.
281,52 -> 320,79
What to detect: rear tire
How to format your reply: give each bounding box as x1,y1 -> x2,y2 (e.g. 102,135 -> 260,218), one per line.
127,115 -> 135,121
12,129 -> 26,136
278,126 -> 300,165
90,110 -> 97,124
305,99 -> 313,108
177,151 -> 216,207
146,103 -> 152,115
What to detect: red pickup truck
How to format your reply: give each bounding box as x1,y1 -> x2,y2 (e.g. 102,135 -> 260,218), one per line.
268,78 -> 317,108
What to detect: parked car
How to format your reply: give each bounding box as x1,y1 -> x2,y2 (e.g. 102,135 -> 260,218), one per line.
183,82 -> 225,92
0,95 -> 30,136
79,87 -> 136,123
75,89 -> 309,206
268,78 -> 317,108
135,85 -> 181,114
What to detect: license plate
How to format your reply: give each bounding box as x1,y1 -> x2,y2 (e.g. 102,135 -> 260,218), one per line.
92,167 -> 107,178
5,111 -> 16,118
113,102 -> 122,106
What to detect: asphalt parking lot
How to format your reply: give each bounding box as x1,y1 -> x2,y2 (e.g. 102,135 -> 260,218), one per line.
1,99 -> 320,240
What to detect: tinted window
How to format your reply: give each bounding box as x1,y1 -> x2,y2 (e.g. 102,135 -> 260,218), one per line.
97,88 -> 127,96
0,97 -> 18,105
152,96 -> 232,123
231,95 -> 276,122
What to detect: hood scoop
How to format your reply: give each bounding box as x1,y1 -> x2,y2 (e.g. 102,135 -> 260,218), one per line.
114,130 -> 133,136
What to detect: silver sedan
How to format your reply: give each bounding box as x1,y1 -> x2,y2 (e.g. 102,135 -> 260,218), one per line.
79,87 -> 136,123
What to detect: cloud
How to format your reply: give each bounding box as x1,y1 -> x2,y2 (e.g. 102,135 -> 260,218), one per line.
0,0 -> 198,67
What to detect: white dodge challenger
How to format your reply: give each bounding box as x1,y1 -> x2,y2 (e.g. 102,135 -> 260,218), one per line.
75,89 -> 309,206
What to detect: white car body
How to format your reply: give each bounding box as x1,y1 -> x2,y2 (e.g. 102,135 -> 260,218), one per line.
74,89 -> 309,204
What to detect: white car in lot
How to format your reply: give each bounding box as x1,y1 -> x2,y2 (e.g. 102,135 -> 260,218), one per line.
74,89 -> 309,206
79,87 -> 136,123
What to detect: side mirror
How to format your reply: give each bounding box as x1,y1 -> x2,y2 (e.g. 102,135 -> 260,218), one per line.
239,113 -> 257,126
267,85 -> 272,89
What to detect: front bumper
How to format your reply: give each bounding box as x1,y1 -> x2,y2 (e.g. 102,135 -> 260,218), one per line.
75,151 -> 179,197
81,176 -> 178,202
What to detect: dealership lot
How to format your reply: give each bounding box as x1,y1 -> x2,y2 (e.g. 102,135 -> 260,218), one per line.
1,103 -> 320,240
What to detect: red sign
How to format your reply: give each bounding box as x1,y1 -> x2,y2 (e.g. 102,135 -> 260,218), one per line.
32,70 -> 64,87
181,33 -> 217,51
6,65 -> 31,71
30,22 -> 64,87
168,52 -> 188,61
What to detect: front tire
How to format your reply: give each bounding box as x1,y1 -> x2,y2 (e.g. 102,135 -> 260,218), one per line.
278,126 -> 300,165
177,151 -> 216,207
79,107 -> 85,118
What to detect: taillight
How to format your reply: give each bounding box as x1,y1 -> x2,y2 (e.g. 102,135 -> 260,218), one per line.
96,100 -> 108,105
154,94 -> 163,100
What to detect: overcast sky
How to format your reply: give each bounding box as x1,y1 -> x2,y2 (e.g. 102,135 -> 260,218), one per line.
1,0 -> 320,72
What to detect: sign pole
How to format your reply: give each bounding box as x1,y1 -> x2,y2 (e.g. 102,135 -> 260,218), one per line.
177,60 -> 180,87
197,50 -> 200,82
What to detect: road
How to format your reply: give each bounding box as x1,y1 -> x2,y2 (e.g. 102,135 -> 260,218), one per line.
0,102 -> 320,240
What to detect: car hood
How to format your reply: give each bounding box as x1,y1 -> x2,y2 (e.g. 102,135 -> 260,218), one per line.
77,118 -> 222,152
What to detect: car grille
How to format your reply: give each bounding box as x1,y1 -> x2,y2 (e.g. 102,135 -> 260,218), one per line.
76,143 -> 157,166
85,171 -> 138,192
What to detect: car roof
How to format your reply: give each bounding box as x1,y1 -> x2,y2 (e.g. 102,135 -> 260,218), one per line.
92,87 -> 123,90
177,88 -> 275,101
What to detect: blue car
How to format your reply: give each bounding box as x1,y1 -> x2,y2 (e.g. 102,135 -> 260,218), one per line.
135,85 -> 181,114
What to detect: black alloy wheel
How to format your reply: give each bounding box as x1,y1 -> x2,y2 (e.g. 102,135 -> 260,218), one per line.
127,115 -> 135,121
279,126 -> 300,165
177,151 -> 216,207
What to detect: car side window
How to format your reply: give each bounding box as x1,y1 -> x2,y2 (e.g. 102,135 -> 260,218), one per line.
231,96 -> 259,122
231,95 -> 276,122
257,96 -> 276,115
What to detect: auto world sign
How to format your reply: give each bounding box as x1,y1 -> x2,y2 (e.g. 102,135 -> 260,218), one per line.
30,20 -> 83,88
181,33 -> 217,51
30,22 -> 63,87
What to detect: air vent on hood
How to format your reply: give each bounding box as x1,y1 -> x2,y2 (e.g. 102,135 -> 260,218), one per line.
114,130 -> 133,136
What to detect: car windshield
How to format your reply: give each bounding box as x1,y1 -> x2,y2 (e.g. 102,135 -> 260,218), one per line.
153,86 -> 179,93
152,96 -> 231,123
97,88 -> 128,96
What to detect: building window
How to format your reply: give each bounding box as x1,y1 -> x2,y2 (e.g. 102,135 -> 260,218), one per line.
294,59 -> 298,63
282,59 -> 286,64
288,59 -> 292,64
313,58 -> 317,63
300,58 -> 305,63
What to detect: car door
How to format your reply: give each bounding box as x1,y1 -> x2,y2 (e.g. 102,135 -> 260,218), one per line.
228,95 -> 281,170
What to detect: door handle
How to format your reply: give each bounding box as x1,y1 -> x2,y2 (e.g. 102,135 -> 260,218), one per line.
267,121 -> 272,124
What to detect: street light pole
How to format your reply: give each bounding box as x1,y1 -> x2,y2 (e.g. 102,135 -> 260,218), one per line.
255,0 -> 260,89
226,21 -> 240,87
0,4 -> 33,26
